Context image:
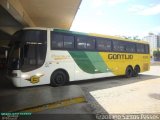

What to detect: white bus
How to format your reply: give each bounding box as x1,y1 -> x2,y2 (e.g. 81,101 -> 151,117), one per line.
7,28 -> 150,87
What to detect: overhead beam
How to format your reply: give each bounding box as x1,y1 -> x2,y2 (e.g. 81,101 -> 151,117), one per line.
0,0 -> 36,27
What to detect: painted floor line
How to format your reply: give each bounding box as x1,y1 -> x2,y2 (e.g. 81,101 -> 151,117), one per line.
13,96 -> 86,113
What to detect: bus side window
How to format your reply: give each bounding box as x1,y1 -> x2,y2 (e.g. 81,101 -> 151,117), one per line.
86,37 -> 95,50
63,35 -> 74,49
125,42 -> 136,53
145,44 -> 149,54
51,32 -> 63,49
76,36 -> 95,50
76,36 -> 87,49
136,44 -> 145,53
113,40 -> 125,52
96,38 -> 111,51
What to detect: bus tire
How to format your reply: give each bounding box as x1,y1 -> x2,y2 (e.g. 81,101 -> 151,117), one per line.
133,65 -> 140,77
50,70 -> 68,87
125,66 -> 133,78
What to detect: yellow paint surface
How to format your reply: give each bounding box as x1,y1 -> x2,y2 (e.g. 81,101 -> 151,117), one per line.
99,52 -> 150,75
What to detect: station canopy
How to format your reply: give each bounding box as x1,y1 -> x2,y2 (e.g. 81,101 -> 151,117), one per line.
20,0 -> 81,29
0,0 -> 81,47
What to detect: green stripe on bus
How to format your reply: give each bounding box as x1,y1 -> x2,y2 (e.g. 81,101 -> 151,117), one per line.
85,52 -> 109,73
69,51 -> 110,74
69,51 -> 97,74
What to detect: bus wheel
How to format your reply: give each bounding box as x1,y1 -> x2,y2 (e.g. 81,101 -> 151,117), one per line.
133,66 -> 140,77
50,70 -> 68,87
125,66 -> 133,78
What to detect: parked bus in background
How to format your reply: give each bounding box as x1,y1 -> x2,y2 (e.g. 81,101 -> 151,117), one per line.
7,28 -> 150,87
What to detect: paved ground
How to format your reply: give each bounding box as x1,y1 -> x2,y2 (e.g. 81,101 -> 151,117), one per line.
0,65 -> 160,116
76,66 -> 160,114
0,70 -> 96,120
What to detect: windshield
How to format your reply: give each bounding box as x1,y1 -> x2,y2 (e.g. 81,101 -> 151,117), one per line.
7,30 -> 47,72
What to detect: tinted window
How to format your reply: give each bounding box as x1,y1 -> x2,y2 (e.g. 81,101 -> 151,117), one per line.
76,36 -> 87,49
20,30 -> 47,72
125,42 -> 136,53
51,33 -> 63,49
87,38 -> 95,50
145,44 -> 149,54
136,44 -> 145,53
76,36 -> 95,50
96,38 -> 111,51
113,40 -> 125,52
64,35 -> 74,49
51,32 -> 75,49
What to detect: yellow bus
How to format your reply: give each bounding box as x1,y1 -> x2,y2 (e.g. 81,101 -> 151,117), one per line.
7,28 -> 150,87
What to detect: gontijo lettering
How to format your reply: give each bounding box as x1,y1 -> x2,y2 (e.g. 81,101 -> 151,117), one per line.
108,54 -> 133,59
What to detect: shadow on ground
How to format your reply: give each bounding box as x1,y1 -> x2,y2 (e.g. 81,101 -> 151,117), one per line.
70,74 -> 160,92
